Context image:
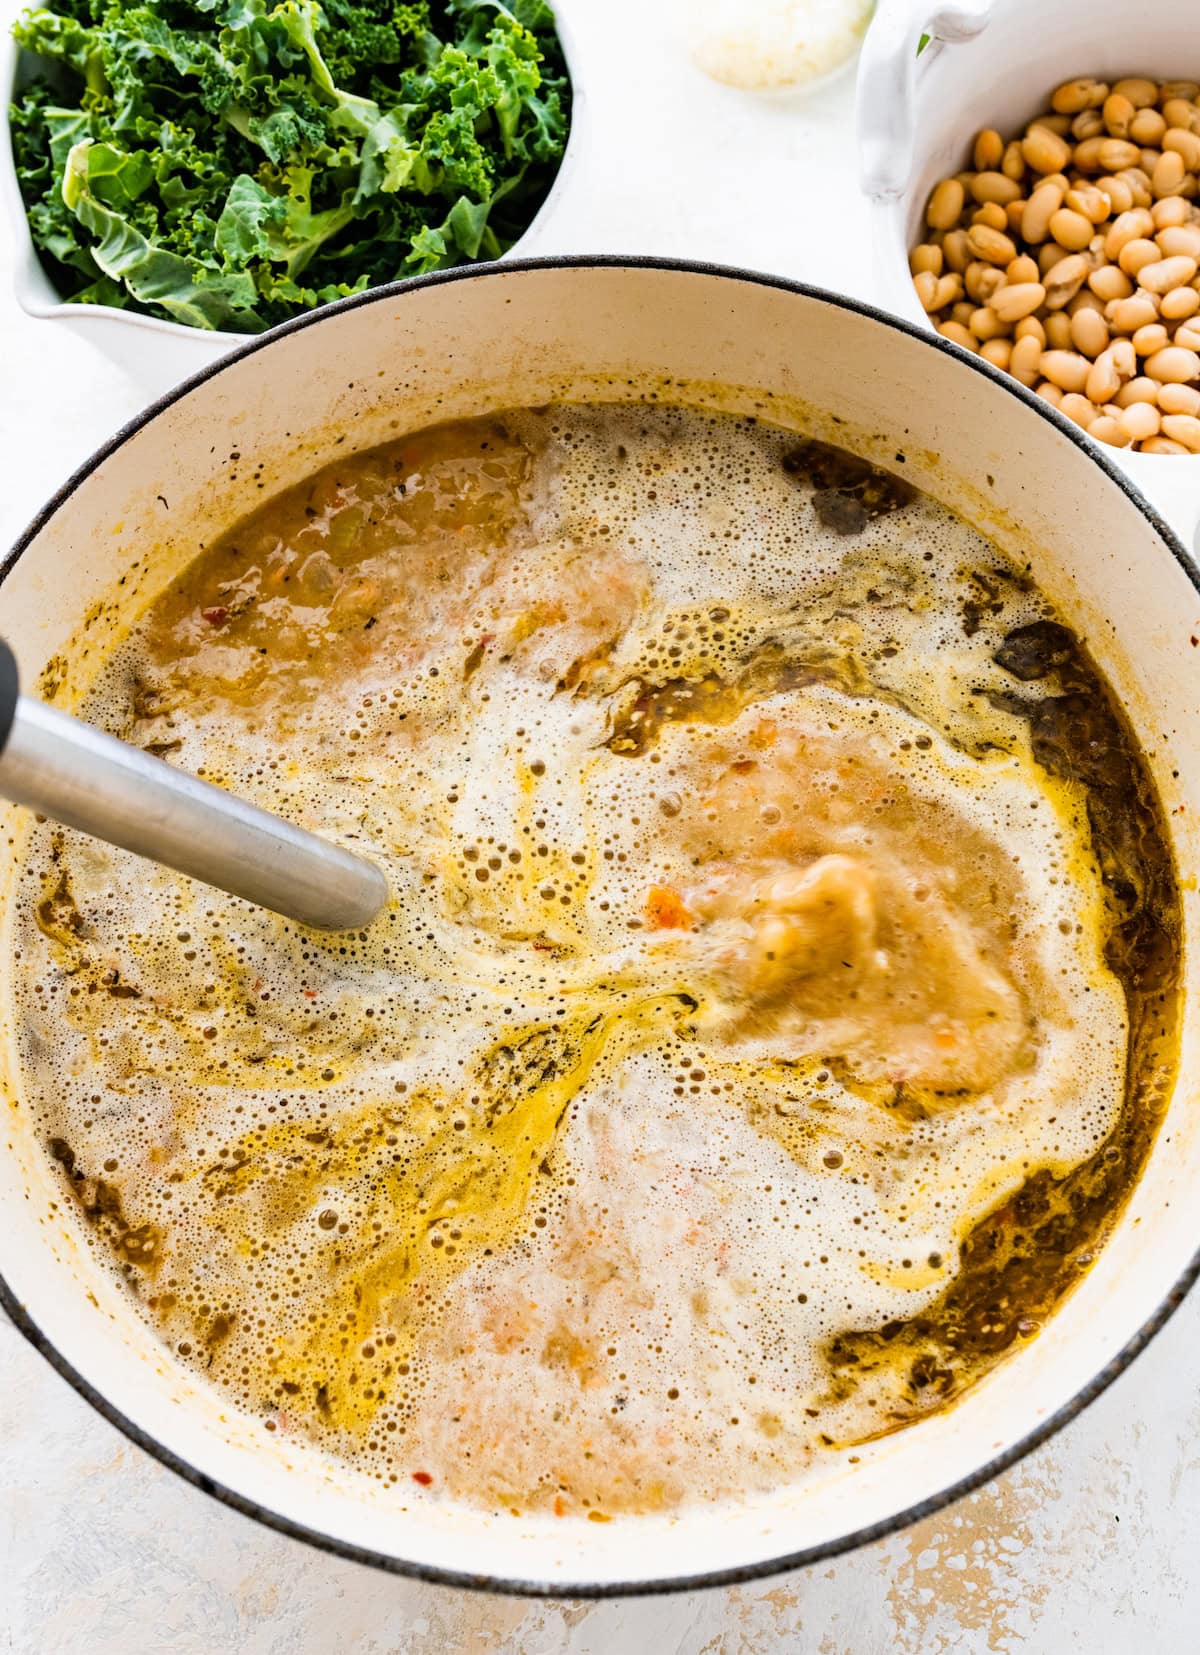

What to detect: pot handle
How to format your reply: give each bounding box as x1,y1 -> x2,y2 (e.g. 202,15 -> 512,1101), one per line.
857,0 -> 995,201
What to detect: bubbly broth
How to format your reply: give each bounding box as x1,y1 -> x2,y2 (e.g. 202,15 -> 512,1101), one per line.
12,407 -> 1179,1515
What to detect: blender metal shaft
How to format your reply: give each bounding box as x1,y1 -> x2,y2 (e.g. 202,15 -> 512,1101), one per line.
0,644 -> 387,931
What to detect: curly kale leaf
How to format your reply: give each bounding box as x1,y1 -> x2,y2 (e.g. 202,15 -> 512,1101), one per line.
62,138 -> 265,327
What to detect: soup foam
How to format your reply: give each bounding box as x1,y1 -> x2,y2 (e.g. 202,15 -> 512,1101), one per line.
10,406 -> 1172,1515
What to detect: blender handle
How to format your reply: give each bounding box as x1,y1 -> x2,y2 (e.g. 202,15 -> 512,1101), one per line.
857,0 -> 995,201
0,633 -> 16,754
0,639 -> 388,931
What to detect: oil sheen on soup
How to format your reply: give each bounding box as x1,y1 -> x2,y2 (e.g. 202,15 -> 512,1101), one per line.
12,406 -> 1179,1518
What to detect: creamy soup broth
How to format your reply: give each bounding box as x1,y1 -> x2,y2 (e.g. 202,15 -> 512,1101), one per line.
11,406 -> 1179,1516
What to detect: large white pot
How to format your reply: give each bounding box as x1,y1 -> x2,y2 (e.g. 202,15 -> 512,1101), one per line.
2,259 -> 1198,1595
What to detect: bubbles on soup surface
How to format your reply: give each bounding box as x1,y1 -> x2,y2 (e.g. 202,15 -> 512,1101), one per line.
11,406 -> 1178,1516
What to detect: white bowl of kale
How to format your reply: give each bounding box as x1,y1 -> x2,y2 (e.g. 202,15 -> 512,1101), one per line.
2,0 -> 573,362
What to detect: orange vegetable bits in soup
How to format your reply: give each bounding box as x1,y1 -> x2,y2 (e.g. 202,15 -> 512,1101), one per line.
11,407 -> 1179,1517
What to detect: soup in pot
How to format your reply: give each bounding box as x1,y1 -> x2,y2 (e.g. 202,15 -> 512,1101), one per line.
11,405 -> 1180,1516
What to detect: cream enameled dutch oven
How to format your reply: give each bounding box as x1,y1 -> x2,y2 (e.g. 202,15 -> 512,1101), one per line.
3,258 -> 1200,1596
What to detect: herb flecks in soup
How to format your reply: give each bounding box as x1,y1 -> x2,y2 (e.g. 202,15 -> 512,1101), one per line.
13,408 -> 1179,1515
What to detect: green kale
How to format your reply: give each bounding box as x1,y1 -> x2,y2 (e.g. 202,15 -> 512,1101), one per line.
9,0 -> 570,331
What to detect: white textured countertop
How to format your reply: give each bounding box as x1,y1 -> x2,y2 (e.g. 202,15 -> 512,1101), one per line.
3,0 -> 1200,1647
